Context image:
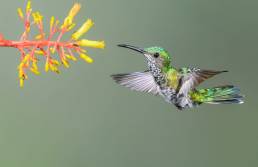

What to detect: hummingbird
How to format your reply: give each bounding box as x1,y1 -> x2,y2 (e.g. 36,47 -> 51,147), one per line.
111,44 -> 244,110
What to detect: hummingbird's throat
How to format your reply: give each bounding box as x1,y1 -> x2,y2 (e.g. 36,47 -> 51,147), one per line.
147,61 -> 166,86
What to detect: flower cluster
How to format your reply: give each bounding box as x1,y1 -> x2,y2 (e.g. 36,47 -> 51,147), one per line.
0,0 -> 105,87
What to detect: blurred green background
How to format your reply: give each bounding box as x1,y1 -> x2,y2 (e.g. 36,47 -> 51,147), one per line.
0,0 -> 257,166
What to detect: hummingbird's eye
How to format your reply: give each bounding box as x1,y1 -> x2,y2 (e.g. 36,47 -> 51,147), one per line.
153,53 -> 159,58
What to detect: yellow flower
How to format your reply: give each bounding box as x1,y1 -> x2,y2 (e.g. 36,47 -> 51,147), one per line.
35,33 -> 45,40
45,61 -> 49,72
34,50 -> 44,55
49,64 -> 60,74
32,12 -> 43,24
26,26 -> 31,33
67,23 -> 76,31
65,54 -> 77,61
18,69 -> 28,80
71,19 -> 94,40
68,3 -> 81,19
26,0 -> 32,13
51,59 -> 60,66
62,59 -> 70,68
17,8 -> 24,19
30,68 -> 40,75
32,61 -> 38,69
77,39 -> 105,49
80,53 -> 94,63
20,54 -> 30,66
50,16 -> 55,30
50,47 -> 56,54
18,69 -> 23,78
20,79 -> 24,88
62,3 -> 81,28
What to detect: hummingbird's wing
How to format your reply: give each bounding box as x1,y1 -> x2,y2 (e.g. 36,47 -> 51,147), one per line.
111,71 -> 160,95
177,67 -> 227,96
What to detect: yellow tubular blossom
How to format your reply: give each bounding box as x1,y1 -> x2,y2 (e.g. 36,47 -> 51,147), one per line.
17,8 -> 24,19
55,20 -> 60,27
62,59 -> 70,68
62,3 -> 81,28
51,59 -> 60,66
80,53 -> 94,63
49,64 -> 60,74
20,79 -> 24,88
26,0 -> 32,13
68,3 -> 81,19
65,54 -> 77,61
71,19 -> 94,40
18,69 -> 23,78
32,61 -> 38,69
50,16 -> 55,30
32,12 -> 43,24
35,33 -> 45,40
67,23 -> 76,31
26,26 -> 31,33
38,12 -> 43,21
17,64 -> 23,70
18,68 -> 28,81
45,62 -> 49,72
32,13 -> 37,22
79,48 -> 87,53
50,47 -> 56,54
20,54 -> 30,66
49,64 -> 55,72
77,39 -> 105,49
34,50 -> 44,55
65,54 -> 72,59
30,68 -> 40,75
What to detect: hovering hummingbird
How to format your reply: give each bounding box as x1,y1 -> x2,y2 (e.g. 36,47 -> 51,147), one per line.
111,44 -> 244,110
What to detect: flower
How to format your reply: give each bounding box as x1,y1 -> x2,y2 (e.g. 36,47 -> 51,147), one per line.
77,40 -> 105,49
62,3 -> 81,29
0,0 -> 105,87
80,53 -> 94,63
72,19 -> 94,40
26,0 -> 32,13
17,8 -> 24,19
32,12 -> 43,24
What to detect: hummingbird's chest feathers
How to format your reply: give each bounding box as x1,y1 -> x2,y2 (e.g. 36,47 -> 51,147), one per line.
148,62 -> 166,86
148,62 -> 177,102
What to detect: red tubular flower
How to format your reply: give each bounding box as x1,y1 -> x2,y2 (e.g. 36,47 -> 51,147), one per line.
0,0 -> 105,87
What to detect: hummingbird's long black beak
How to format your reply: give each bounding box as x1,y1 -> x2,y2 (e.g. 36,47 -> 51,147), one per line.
117,44 -> 146,54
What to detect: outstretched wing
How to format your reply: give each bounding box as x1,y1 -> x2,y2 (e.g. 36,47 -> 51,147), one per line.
177,67 -> 228,96
111,71 -> 160,95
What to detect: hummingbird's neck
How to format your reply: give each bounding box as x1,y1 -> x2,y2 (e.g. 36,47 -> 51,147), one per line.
162,65 -> 175,73
148,62 -> 174,86
147,61 -> 174,74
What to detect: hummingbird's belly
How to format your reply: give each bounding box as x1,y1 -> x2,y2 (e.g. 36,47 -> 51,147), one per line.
159,87 -> 195,109
159,88 -> 177,104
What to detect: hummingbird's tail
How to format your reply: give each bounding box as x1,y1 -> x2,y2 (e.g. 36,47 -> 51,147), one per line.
191,85 -> 244,104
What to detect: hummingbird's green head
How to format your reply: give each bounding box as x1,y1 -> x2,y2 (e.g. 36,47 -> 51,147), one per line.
118,44 -> 171,69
